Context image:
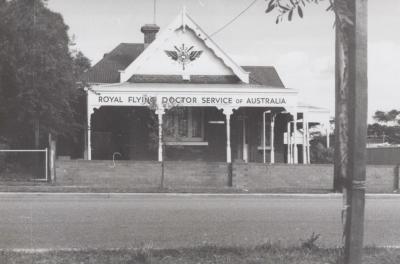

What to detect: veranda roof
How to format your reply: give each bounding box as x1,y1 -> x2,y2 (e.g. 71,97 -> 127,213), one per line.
87,82 -> 298,110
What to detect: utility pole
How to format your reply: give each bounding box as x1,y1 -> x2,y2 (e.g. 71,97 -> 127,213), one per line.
336,0 -> 368,263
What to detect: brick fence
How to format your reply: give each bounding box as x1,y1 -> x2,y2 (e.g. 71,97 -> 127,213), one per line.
56,160 -> 162,188
55,160 -> 399,192
232,162 -> 400,193
55,160 -> 228,189
163,161 -> 228,188
232,163 -> 333,191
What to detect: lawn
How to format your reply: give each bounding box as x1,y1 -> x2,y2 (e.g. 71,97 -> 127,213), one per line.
1,245 -> 399,264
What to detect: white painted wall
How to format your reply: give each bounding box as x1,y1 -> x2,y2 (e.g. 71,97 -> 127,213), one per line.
132,28 -> 235,76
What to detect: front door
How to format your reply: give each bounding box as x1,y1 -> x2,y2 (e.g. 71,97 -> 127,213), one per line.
207,122 -> 226,162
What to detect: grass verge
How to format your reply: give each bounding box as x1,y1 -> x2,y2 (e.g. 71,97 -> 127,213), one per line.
1,244 -> 400,264
0,182 -> 333,194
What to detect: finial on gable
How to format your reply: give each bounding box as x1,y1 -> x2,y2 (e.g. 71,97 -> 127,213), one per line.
181,6 -> 187,32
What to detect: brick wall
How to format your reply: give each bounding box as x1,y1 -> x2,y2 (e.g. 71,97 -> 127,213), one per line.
233,163 -> 399,193
163,161 -> 229,188
367,147 -> 400,165
233,163 -> 333,191
55,160 -> 399,192
366,165 -> 398,193
55,160 -> 162,188
55,160 -> 228,189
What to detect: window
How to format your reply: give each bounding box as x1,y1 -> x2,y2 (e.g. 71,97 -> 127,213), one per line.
164,107 -> 205,143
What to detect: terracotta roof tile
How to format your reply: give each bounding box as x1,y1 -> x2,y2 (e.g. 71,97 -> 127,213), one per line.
82,43 -> 144,83
82,43 -> 285,88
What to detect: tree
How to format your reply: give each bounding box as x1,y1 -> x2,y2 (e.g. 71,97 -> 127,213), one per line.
0,0 -> 90,148
310,135 -> 334,163
368,109 -> 400,144
373,109 -> 400,124
265,1 -> 368,263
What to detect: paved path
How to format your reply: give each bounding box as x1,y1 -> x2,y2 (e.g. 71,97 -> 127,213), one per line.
0,193 -> 399,249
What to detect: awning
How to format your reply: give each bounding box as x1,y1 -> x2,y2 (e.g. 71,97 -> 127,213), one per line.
297,104 -> 331,126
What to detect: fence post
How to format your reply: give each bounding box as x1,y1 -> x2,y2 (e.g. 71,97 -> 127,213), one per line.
160,160 -> 164,189
48,134 -> 56,182
228,162 -> 233,187
45,148 -> 48,181
394,165 -> 400,192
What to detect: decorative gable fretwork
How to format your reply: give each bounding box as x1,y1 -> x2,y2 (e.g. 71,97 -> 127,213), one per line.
120,9 -> 249,83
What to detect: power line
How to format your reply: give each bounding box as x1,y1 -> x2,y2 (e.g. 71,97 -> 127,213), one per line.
210,0 -> 259,37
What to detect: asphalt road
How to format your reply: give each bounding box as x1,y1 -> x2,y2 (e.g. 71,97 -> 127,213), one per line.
0,193 -> 399,250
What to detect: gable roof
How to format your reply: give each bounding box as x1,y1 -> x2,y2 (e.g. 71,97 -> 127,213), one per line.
81,43 -> 286,88
119,9 -> 250,83
82,43 -> 144,83
242,66 -> 285,88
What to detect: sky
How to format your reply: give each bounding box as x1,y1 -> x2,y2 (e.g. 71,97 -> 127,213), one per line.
47,0 -> 400,122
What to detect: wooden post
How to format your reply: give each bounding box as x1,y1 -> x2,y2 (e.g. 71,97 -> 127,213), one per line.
84,91 -> 88,160
293,112 -> 298,164
263,112 -> 266,164
48,134 -> 56,182
83,126 -> 88,160
87,110 -> 92,160
224,108 -> 233,163
334,12 -> 344,192
226,116 -> 231,163
339,1 -> 368,263
242,117 -> 248,163
286,120 -> 291,164
270,114 -> 275,164
86,93 -> 93,161
263,110 -> 271,164
156,109 -> 164,162
326,124 -> 330,148
302,114 -> 307,164
306,121 -> 311,164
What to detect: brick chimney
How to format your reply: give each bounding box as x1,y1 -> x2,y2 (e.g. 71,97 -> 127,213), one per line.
141,24 -> 160,48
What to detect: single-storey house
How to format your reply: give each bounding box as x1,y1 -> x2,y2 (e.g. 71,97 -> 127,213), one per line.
81,9 -> 330,165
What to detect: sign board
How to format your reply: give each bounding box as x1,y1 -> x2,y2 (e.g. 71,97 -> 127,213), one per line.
88,93 -> 297,109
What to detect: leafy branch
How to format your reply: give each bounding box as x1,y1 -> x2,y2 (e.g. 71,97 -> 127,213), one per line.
265,0 -> 324,23
265,0 -> 353,29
